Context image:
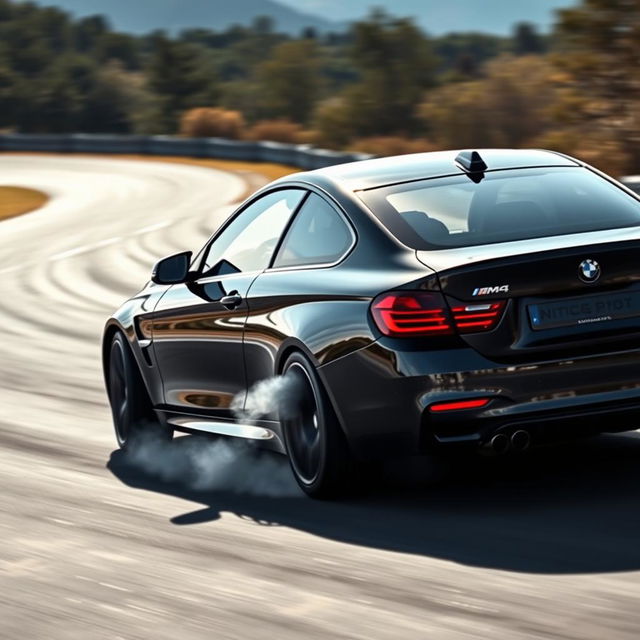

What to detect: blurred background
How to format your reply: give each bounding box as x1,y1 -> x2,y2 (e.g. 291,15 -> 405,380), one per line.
0,0 -> 636,175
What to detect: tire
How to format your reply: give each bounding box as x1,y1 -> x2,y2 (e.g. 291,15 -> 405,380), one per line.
280,352 -> 356,499
107,332 -> 170,449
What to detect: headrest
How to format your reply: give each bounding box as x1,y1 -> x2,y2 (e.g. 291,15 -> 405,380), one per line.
402,210 -> 450,243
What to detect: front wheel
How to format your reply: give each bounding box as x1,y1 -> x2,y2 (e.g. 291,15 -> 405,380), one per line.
107,332 -> 170,449
280,352 -> 356,499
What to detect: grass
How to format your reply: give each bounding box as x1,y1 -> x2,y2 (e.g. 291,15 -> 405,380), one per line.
0,186 -> 48,220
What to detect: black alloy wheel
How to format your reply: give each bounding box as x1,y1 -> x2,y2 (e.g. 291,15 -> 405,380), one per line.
281,352 -> 354,498
108,332 -> 168,448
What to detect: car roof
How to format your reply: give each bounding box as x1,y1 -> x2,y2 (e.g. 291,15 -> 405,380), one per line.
288,148 -> 581,192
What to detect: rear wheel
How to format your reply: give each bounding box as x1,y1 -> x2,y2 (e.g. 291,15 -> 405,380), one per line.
107,332 -> 170,449
281,352 -> 356,498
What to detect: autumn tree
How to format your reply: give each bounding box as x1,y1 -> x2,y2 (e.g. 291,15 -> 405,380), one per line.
420,55 -> 557,149
553,0 -> 640,171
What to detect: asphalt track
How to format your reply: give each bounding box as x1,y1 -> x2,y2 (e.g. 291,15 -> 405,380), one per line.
2,154 -> 640,639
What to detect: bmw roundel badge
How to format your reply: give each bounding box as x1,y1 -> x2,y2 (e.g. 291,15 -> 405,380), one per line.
579,258 -> 601,283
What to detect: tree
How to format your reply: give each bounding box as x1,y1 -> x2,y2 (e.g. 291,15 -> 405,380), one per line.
420,55 -> 557,149
312,96 -> 357,148
301,27 -> 317,40
13,54 -> 97,132
222,18 -> 286,79
0,60 -> 17,128
433,33 -> 506,79
554,0 -> 640,170
96,32 -> 141,70
257,39 -> 321,124
147,34 -> 218,132
0,0 -> 12,22
73,15 -> 109,53
344,10 -> 437,137
513,22 -> 545,55
81,61 -> 150,133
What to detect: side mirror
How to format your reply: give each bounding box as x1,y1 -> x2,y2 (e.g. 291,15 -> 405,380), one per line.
151,251 -> 193,285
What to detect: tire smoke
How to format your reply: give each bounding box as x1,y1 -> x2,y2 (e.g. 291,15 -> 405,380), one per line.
231,372 -> 300,422
125,432 -> 301,497
123,375 -> 303,497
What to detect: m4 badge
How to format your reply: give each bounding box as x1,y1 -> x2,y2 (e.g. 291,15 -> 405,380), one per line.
473,285 -> 510,296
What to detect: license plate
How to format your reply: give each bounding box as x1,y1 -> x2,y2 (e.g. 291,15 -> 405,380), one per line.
528,291 -> 640,331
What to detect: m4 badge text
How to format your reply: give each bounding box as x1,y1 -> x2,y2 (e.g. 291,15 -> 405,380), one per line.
472,285 -> 510,296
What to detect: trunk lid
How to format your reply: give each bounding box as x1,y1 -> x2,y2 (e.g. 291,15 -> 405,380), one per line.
417,229 -> 640,362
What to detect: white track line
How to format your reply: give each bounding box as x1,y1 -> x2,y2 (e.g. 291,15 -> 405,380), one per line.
49,237 -> 122,262
132,220 -> 172,235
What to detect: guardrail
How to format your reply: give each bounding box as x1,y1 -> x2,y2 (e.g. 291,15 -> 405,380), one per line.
2,134 -> 639,192
0,133 -> 372,171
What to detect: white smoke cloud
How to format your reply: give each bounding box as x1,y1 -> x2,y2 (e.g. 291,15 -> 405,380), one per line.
231,373 -> 300,423
126,433 -> 301,497
124,375 -> 304,497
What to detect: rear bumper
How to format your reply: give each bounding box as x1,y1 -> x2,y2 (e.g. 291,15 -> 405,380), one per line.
318,342 -> 640,459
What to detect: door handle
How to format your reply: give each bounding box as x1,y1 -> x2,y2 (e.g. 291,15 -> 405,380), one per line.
220,291 -> 242,310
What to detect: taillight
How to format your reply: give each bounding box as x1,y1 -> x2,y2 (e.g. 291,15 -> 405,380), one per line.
371,292 -> 507,337
371,292 -> 453,336
450,301 -> 506,333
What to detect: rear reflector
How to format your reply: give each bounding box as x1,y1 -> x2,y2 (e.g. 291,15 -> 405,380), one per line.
371,292 -> 453,336
429,398 -> 491,413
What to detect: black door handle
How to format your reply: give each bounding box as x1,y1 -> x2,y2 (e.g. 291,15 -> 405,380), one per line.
220,291 -> 242,309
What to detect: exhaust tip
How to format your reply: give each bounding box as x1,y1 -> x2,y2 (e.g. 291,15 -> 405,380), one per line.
511,430 -> 531,452
489,433 -> 510,455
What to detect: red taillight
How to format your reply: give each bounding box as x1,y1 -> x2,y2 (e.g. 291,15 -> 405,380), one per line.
450,301 -> 506,333
371,292 -> 507,337
429,398 -> 491,412
371,292 -> 453,337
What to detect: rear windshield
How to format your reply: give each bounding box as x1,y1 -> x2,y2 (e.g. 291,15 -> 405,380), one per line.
358,167 -> 640,249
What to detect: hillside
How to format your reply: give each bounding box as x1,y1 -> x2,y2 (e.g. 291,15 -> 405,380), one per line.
27,0 -> 339,35
281,0 -> 574,35
26,0 -> 574,35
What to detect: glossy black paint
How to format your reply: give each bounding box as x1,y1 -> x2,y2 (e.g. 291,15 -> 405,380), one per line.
103,149 -> 640,461
151,271 -> 256,416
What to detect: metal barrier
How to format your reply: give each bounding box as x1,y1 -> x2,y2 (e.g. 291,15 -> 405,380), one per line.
0,133 -> 372,171
3,134 -> 638,189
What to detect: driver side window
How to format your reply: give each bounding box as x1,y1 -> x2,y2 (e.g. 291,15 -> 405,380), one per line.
200,189 -> 306,277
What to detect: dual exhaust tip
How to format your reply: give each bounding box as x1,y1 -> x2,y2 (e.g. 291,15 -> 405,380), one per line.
485,430 -> 531,455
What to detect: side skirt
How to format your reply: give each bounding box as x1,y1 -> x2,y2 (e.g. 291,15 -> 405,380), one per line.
160,412 -> 286,454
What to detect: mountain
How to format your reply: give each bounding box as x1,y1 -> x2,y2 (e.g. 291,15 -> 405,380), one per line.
281,0 -> 575,35
27,0 -> 340,35
26,0 -> 576,36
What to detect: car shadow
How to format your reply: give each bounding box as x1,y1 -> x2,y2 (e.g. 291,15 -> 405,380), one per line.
107,432 -> 640,575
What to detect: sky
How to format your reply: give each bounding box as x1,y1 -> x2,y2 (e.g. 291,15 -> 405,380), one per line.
278,0 -> 575,34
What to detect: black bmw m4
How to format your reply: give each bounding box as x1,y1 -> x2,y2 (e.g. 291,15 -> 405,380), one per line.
104,149 -> 640,497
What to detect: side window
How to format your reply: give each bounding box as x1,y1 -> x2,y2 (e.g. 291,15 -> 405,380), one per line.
201,189 -> 305,276
272,193 -> 353,268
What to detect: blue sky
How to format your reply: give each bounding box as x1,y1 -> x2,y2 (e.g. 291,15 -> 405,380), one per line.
280,0 -> 575,34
